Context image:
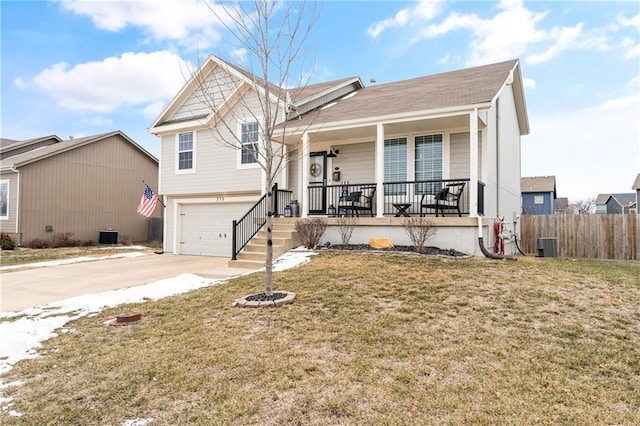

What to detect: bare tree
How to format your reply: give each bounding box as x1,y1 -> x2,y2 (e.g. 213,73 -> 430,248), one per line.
194,1 -> 318,296
576,198 -> 596,214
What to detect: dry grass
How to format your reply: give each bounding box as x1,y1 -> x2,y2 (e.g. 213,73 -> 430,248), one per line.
0,246 -> 155,269
1,253 -> 639,425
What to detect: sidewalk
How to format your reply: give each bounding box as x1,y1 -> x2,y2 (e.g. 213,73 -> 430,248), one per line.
0,253 -> 256,312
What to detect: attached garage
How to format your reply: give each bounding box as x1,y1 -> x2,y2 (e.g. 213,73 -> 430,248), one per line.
178,203 -> 252,257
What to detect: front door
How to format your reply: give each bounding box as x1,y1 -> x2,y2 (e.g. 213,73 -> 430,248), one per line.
308,151 -> 327,214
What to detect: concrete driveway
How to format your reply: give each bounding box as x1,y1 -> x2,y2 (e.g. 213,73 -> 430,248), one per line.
0,253 -> 256,313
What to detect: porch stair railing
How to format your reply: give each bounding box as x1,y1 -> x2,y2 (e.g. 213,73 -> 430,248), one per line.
229,218 -> 301,269
231,183 -> 292,261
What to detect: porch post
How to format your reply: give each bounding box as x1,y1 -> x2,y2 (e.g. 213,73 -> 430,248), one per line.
375,123 -> 385,218
301,132 -> 310,218
469,108 -> 479,216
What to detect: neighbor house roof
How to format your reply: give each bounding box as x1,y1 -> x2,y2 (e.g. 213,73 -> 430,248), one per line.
521,176 -> 556,193
595,193 -> 636,207
632,173 -> 640,190
0,131 -> 156,170
280,59 -> 529,135
1,135 -> 63,158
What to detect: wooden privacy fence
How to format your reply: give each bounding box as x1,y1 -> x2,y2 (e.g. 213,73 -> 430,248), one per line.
521,214 -> 639,261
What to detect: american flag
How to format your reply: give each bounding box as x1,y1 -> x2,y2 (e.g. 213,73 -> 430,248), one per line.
137,185 -> 158,218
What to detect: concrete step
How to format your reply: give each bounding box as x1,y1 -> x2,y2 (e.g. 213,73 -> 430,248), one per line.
242,243 -> 285,253
228,259 -> 264,269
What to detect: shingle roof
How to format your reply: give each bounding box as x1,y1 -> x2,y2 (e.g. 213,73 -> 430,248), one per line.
595,193 -> 611,205
521,176 -> 556,193
283,59 -> 519,128
610,193 -> 636,208
0,131 -> 156,168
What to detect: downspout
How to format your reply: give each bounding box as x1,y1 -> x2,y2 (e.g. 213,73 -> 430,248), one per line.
478,216 -> 516,260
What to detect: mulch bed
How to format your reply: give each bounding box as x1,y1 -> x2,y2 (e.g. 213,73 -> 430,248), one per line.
322,244 -> 468,258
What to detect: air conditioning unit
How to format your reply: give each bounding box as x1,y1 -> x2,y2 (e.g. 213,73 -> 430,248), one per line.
537,237 -> 558,257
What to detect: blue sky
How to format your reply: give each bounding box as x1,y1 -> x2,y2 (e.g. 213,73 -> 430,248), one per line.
1,0 -> 638,201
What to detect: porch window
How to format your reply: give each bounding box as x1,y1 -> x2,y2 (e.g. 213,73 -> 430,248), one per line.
384,137 -> 407,195
177,132 -> 195,172
241,121 -> 259,164
0,180 -> 8,220
415,134 -> 442,194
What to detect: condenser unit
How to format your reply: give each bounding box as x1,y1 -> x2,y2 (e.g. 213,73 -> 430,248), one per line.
537,237 -> 558,257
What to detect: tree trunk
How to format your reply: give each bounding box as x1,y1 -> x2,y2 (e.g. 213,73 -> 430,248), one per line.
265,187 -> 274,296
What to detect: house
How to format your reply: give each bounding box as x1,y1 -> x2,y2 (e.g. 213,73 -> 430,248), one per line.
520,176 -> 556,215
553,197 -> 580,215
595,193 -> 636,214
0,131 -> 159,245
149,56 -> 529,262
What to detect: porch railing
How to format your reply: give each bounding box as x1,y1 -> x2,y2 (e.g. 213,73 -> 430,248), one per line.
231,183 -> 292,260
308,178 -> 483,217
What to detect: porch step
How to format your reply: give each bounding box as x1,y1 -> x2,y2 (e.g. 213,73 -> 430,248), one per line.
228,219 -> 302,269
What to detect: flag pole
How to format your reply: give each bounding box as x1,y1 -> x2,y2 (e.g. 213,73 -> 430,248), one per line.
142,180 -> 166,208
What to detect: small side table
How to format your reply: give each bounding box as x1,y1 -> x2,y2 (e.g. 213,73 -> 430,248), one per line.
392,203 -> 411,217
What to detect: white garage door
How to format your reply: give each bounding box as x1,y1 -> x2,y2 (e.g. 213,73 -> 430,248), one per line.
179,203 -> 252,257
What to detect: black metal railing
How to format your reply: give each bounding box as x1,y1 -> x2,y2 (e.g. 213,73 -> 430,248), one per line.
307,178 -> 473,217
231,183 -> 292,260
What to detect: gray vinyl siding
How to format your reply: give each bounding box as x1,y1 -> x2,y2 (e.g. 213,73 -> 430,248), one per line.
329,142 -> 375,184
172,66 -> 239,122
450,132 -> 482,180
0,171 -> 19,236
16,135 -> 158,244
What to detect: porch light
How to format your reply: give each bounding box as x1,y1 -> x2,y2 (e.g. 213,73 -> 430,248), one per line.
327,146 -> 339,158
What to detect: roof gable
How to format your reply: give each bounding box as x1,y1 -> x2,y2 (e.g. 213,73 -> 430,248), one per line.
0,131 -> 156,169
632,173 -> 640,190
521,176 -> 556,194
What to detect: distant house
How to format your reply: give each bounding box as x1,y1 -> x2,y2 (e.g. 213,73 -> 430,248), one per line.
0,131 -> 159,245
595,193 -> 636,214
554,197 -> 579,215
633,174 -> 640,213
521,176 -> 556,215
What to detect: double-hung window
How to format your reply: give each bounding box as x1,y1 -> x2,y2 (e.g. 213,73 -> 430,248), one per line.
0,180 -> 8,220
240,121 -> 259,165
177,132 -> 194,172
415,134 -> 443,194
384,137 -> 407,195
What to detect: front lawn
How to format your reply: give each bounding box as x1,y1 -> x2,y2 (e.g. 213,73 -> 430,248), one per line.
1,253 -> 639,424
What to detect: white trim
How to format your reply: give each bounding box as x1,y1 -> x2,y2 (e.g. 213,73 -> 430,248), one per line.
0,179 -> 9,221
176,131 -> 196,174
375,124 -> 385,218
236,118 -> 262,170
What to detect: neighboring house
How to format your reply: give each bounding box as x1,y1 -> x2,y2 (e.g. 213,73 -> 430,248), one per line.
149,55 -> 529,259
633,174 -> 640,213
0,131 -> 159,245
595,193 -> 636,214
554,197 -> 579,215
520,176 -> 556,215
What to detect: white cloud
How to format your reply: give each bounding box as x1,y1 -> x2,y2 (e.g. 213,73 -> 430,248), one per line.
56,0 -> 226,50
27,51 -> 188,113
367,0 -> 442,38
375,0 -> 635,67
523,77 -> 536,90
522,90 -> 640,200
81,116 -> 114,127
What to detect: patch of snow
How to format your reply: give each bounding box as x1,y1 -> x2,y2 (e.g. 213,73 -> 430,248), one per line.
0,250 -> 315,381
122,417 -> 153,426
0,252 -> 147,272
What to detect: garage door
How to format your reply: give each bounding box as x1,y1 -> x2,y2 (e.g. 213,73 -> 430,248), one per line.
179,203 -> 252,257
